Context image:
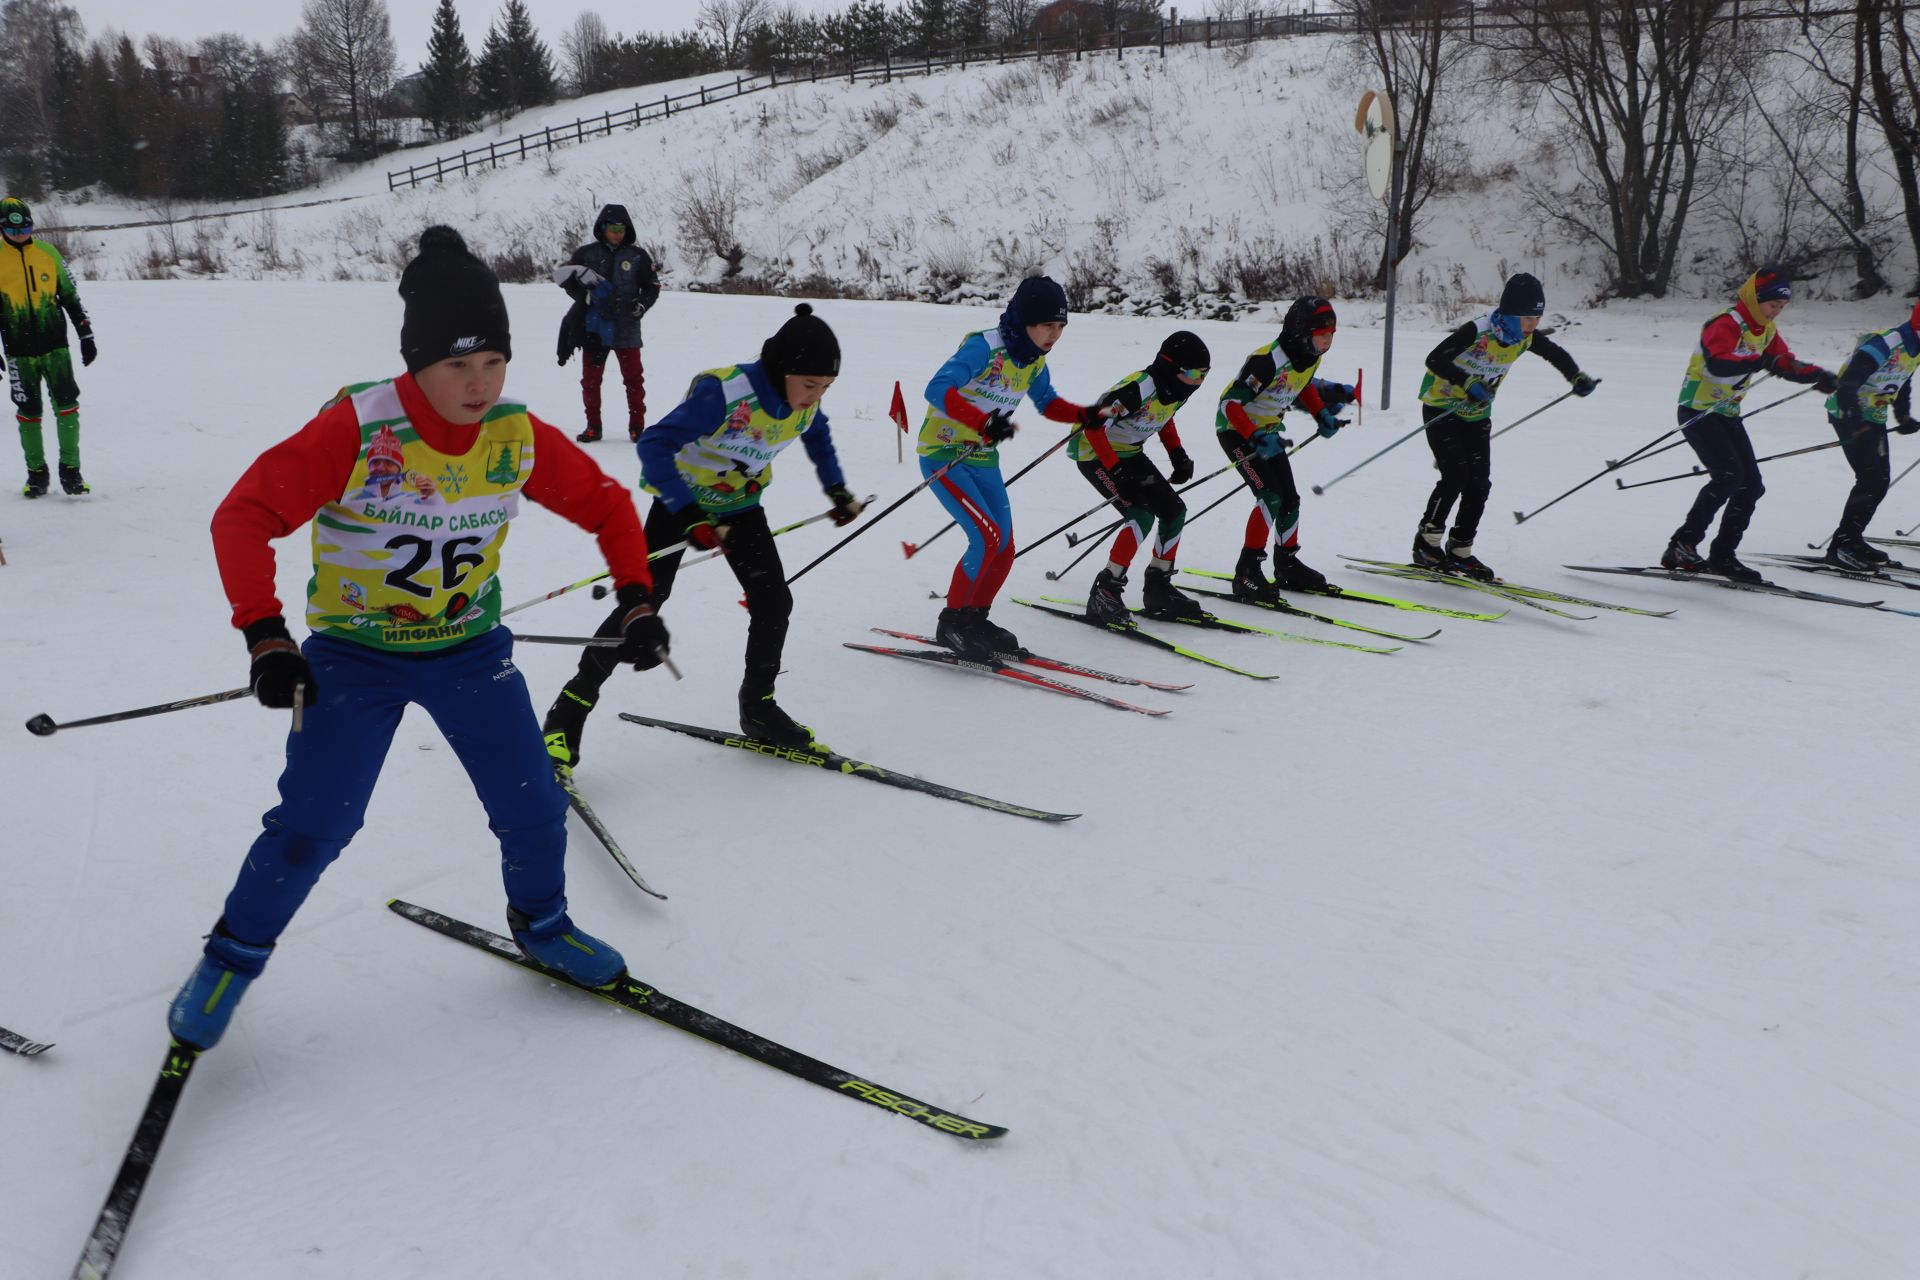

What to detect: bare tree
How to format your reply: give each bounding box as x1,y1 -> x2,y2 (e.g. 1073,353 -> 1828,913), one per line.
994,0 -> 1038,43
1484,0 -> 1752,299
697,0 -> 769,69
1858,0 -> 1920,291
559,10 -> 608,95
1335,0 -> 1457,285
289,0 -> 397,151
1727,13 -> 1888,297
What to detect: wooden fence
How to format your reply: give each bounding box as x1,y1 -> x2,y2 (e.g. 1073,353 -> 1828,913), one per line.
387,3 -> 1858,192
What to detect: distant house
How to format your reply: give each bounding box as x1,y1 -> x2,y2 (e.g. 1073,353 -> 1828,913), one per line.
1032,0 -> 1105,39
280,94 -> 317,125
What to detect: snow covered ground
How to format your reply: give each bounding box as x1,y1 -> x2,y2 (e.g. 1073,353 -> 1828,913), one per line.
3,282 -> 1918,1278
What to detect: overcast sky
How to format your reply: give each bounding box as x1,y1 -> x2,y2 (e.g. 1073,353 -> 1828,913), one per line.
75,1 -> 845,64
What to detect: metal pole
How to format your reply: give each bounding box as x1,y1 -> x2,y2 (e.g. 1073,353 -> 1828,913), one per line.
1381,138 -> 1405,412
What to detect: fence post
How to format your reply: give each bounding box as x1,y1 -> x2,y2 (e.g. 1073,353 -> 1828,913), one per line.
883,48 -> 891,83
1205,15 -> 1212,47
700,84 -> 707,105
1160,18 -> 1166,56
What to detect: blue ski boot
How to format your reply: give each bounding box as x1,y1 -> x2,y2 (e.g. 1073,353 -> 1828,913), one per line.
168,920 -> 274,1050
508,904 -> 626,987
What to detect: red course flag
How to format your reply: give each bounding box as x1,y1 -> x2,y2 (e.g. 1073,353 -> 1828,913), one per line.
889,381 -> 909,434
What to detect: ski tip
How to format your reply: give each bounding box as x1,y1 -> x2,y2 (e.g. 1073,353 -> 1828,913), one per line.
24,713 -> 56,736
900,540 -> 918,559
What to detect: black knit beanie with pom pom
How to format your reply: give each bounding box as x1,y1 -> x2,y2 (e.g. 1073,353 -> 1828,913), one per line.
760,303 -> 841,387
399,225 -> 513,372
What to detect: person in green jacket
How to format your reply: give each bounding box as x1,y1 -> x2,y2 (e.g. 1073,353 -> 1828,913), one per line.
0,197 -> 97,497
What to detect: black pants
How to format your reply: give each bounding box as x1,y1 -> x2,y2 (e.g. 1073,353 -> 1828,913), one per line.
1674,409 -> 1763,555
569,501 -> 792,697
1420,406 -> 1492,544
1076,457 -> 1187,564
1216,430 -> 1300,546
1831,417 -> 1891,542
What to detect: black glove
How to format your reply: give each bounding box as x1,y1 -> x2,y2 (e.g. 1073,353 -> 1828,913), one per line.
629,300 -> 647,319
1570,372 -> 1599,397
1897,414 -> 1920,436
1812,370 -> 1839,395
825,484 -> 865,527
79,333 -> 97,367
1080,401 -> 1116,430
981,410 -> 1017,444
613,584 -> 670,670
1109,455 -> 1156,506
1166,446 -> 1194,485
243,617 -> 316,709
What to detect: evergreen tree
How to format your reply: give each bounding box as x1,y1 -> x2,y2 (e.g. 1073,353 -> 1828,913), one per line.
420,0 -> 475,138
47,25 -> 94,190
475,0 -> 554,115
905,0 -> 950,57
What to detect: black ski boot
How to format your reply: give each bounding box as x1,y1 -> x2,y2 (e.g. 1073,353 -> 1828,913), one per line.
1661,536 -> 1706,572
1705,551 -> 1765,585
739,685 -> 814,748
21,466 -> 48,498
1141,565 -> 1206,620
1086,566 -> 1131,623
1444,541 -> 1495,581
1270,546 -> 1328,591
1231,547 -> 1279,603
1411,525 -> 1448,570
58,464 -> 88,495
542,685 -> 595,771
575,423 -> 603,443
965,607 -> 1028,659
935,606 -> 992,661
1827,535 -> 1884,572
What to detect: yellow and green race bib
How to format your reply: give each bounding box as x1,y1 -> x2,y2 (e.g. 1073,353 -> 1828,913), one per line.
306,380 -> 533,651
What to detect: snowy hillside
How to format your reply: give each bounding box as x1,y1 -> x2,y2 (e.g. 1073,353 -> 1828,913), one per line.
4,282 -> 1918,1278
44,33 -> 1878,320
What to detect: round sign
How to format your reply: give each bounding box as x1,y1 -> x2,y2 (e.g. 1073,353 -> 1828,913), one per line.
1356,90 -> 1396,204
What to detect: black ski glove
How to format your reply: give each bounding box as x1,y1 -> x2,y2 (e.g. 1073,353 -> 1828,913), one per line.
243,617 -> 316,709
981,409 -> 1017,443
1813,370 -> 1839,395
1109,455 -> 1156,506
825,484 -> 865,527
79,332 -> 97,367
1570,372 -> 1599,397
613,584 -> 670,670
1166,446 -> 1194,485
1897,414 -> 1920,436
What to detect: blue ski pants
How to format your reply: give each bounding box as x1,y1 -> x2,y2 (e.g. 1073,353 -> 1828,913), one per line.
218,627 -> 570,947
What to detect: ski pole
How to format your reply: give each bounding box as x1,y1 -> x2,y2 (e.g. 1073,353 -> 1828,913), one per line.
516,633 -> 682,679
1059,435 -> 1316,551
786,446 -> 980,585
902,428 -> 1080,559
1514,380 -> 1815,523
1488,383 -> 1593,441
1310,404 -> 1463,496
25,687 -> 253,736
504,497 -> 872,618
1027,455 -> 1245,562
588,495 -> 876,595
1613,438 -> 1843,491
1042,441 -> 1305,581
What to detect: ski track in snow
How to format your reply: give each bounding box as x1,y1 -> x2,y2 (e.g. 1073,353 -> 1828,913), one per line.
2,282 -> 1918,1278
